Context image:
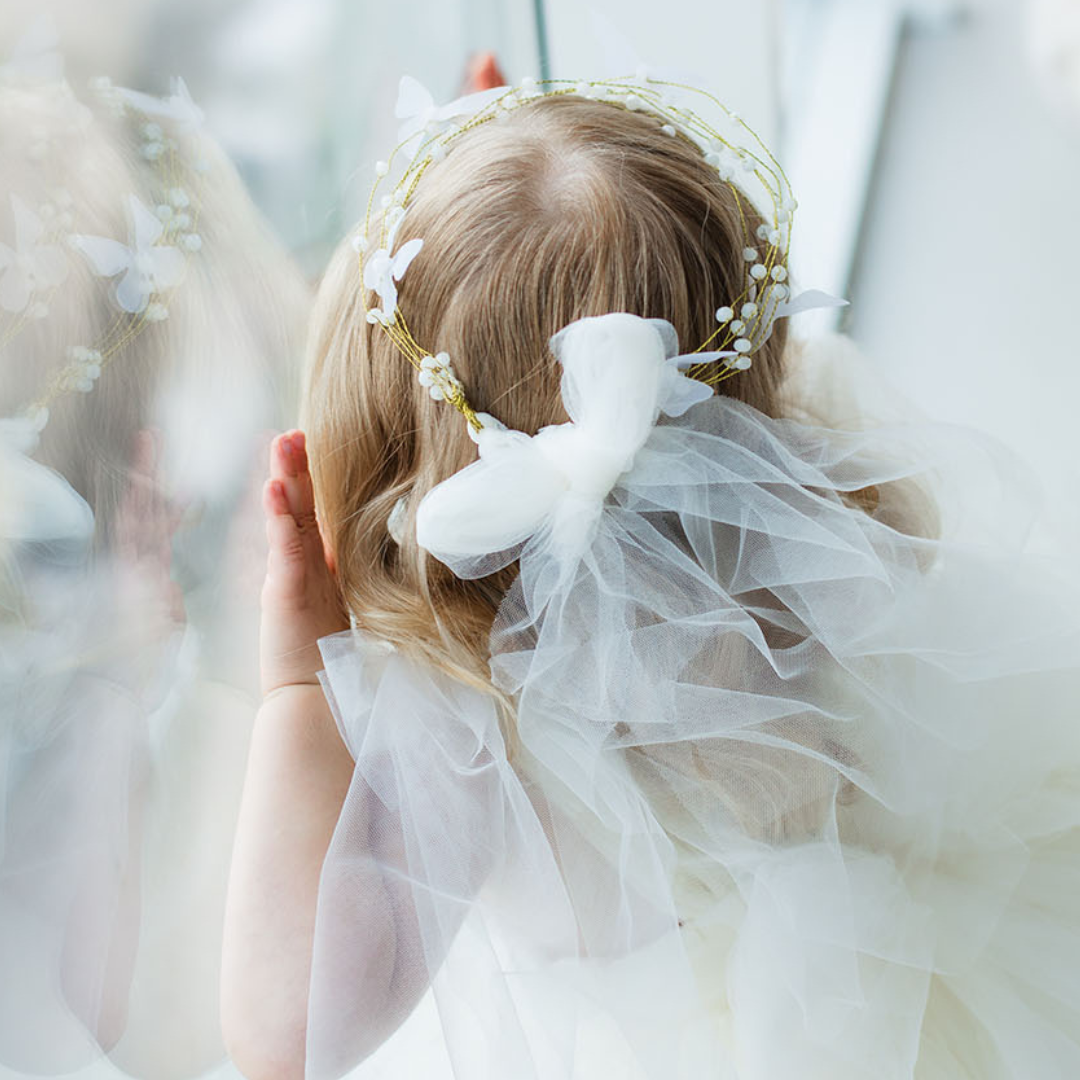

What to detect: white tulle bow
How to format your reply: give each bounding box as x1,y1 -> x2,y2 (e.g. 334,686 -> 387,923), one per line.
415,313 -> 733,573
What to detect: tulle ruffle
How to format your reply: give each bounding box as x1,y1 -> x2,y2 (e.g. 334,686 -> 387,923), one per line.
307,388 -> 1080,1079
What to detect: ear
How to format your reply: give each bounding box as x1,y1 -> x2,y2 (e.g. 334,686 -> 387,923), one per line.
322,532 -> 337,576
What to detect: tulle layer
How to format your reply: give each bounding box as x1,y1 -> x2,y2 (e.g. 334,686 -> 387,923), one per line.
307,393 -> 1080,1079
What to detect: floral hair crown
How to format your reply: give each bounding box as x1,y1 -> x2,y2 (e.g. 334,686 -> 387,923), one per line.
356,71 -> 841,435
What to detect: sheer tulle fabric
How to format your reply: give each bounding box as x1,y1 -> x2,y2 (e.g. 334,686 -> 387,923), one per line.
0,436 -> 279,1080
309,393 -> 1080,1079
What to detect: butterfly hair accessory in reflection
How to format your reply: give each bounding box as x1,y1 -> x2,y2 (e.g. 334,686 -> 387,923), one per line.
1,75 -> 211,448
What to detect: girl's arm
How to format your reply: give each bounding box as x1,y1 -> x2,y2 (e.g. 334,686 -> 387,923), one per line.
222,431 -> 491,1080
220,431 -> 363,1080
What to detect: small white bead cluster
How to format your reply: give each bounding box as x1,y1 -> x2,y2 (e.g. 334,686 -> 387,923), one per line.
713,238 -> 793,370
418,352 -> 462,402
140,121 -> 169,161
704,144 -> 754,182
65,346 -> 104,391
154,186 -> 201,251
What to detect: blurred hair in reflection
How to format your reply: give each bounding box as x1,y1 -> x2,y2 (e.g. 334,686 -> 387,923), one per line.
0,72 -> 308,1078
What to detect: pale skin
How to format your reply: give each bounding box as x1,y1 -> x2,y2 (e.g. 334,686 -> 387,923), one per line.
220,429 -> 355,1080
221,431 -> 479,1080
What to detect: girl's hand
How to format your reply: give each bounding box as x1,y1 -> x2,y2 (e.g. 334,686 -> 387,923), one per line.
260,430 -> 347,696
111,428 -> 186,700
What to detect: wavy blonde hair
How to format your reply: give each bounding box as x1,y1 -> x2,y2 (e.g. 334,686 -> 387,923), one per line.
303,95 -> 792,700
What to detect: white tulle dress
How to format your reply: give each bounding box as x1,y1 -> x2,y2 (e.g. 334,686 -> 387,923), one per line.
2,327 -> 1078,1080
299,323 -> 1080,1080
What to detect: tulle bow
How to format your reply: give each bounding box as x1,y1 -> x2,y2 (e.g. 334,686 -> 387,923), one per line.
415,313 -> 732,575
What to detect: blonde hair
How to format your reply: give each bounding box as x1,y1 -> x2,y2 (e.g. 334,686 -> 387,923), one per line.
304,95 -> 790,700
0,83 -> 307,621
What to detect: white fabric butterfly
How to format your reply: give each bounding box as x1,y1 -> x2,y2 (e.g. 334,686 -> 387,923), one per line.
70,194 -> 186,314
395,76 -> 509,158
0,194 -> 68,313
116,76 -> 204,131
362,236 -> 423,327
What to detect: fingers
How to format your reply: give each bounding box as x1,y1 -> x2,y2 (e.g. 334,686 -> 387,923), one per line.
268,430 -> 318,532
116,428 -> 181,566
264,431 -> 329,584
262,477 -> 306,570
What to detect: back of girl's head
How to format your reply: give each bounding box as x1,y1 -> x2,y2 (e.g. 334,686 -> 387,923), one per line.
0,79 -> 308,639
304,95 -> 789,687
0,82 -> 306,539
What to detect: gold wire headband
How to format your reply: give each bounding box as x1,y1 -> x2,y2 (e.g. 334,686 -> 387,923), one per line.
355,74 -> 798,434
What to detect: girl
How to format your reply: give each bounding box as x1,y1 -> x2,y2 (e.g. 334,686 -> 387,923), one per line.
222,83 -> 1080,1080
